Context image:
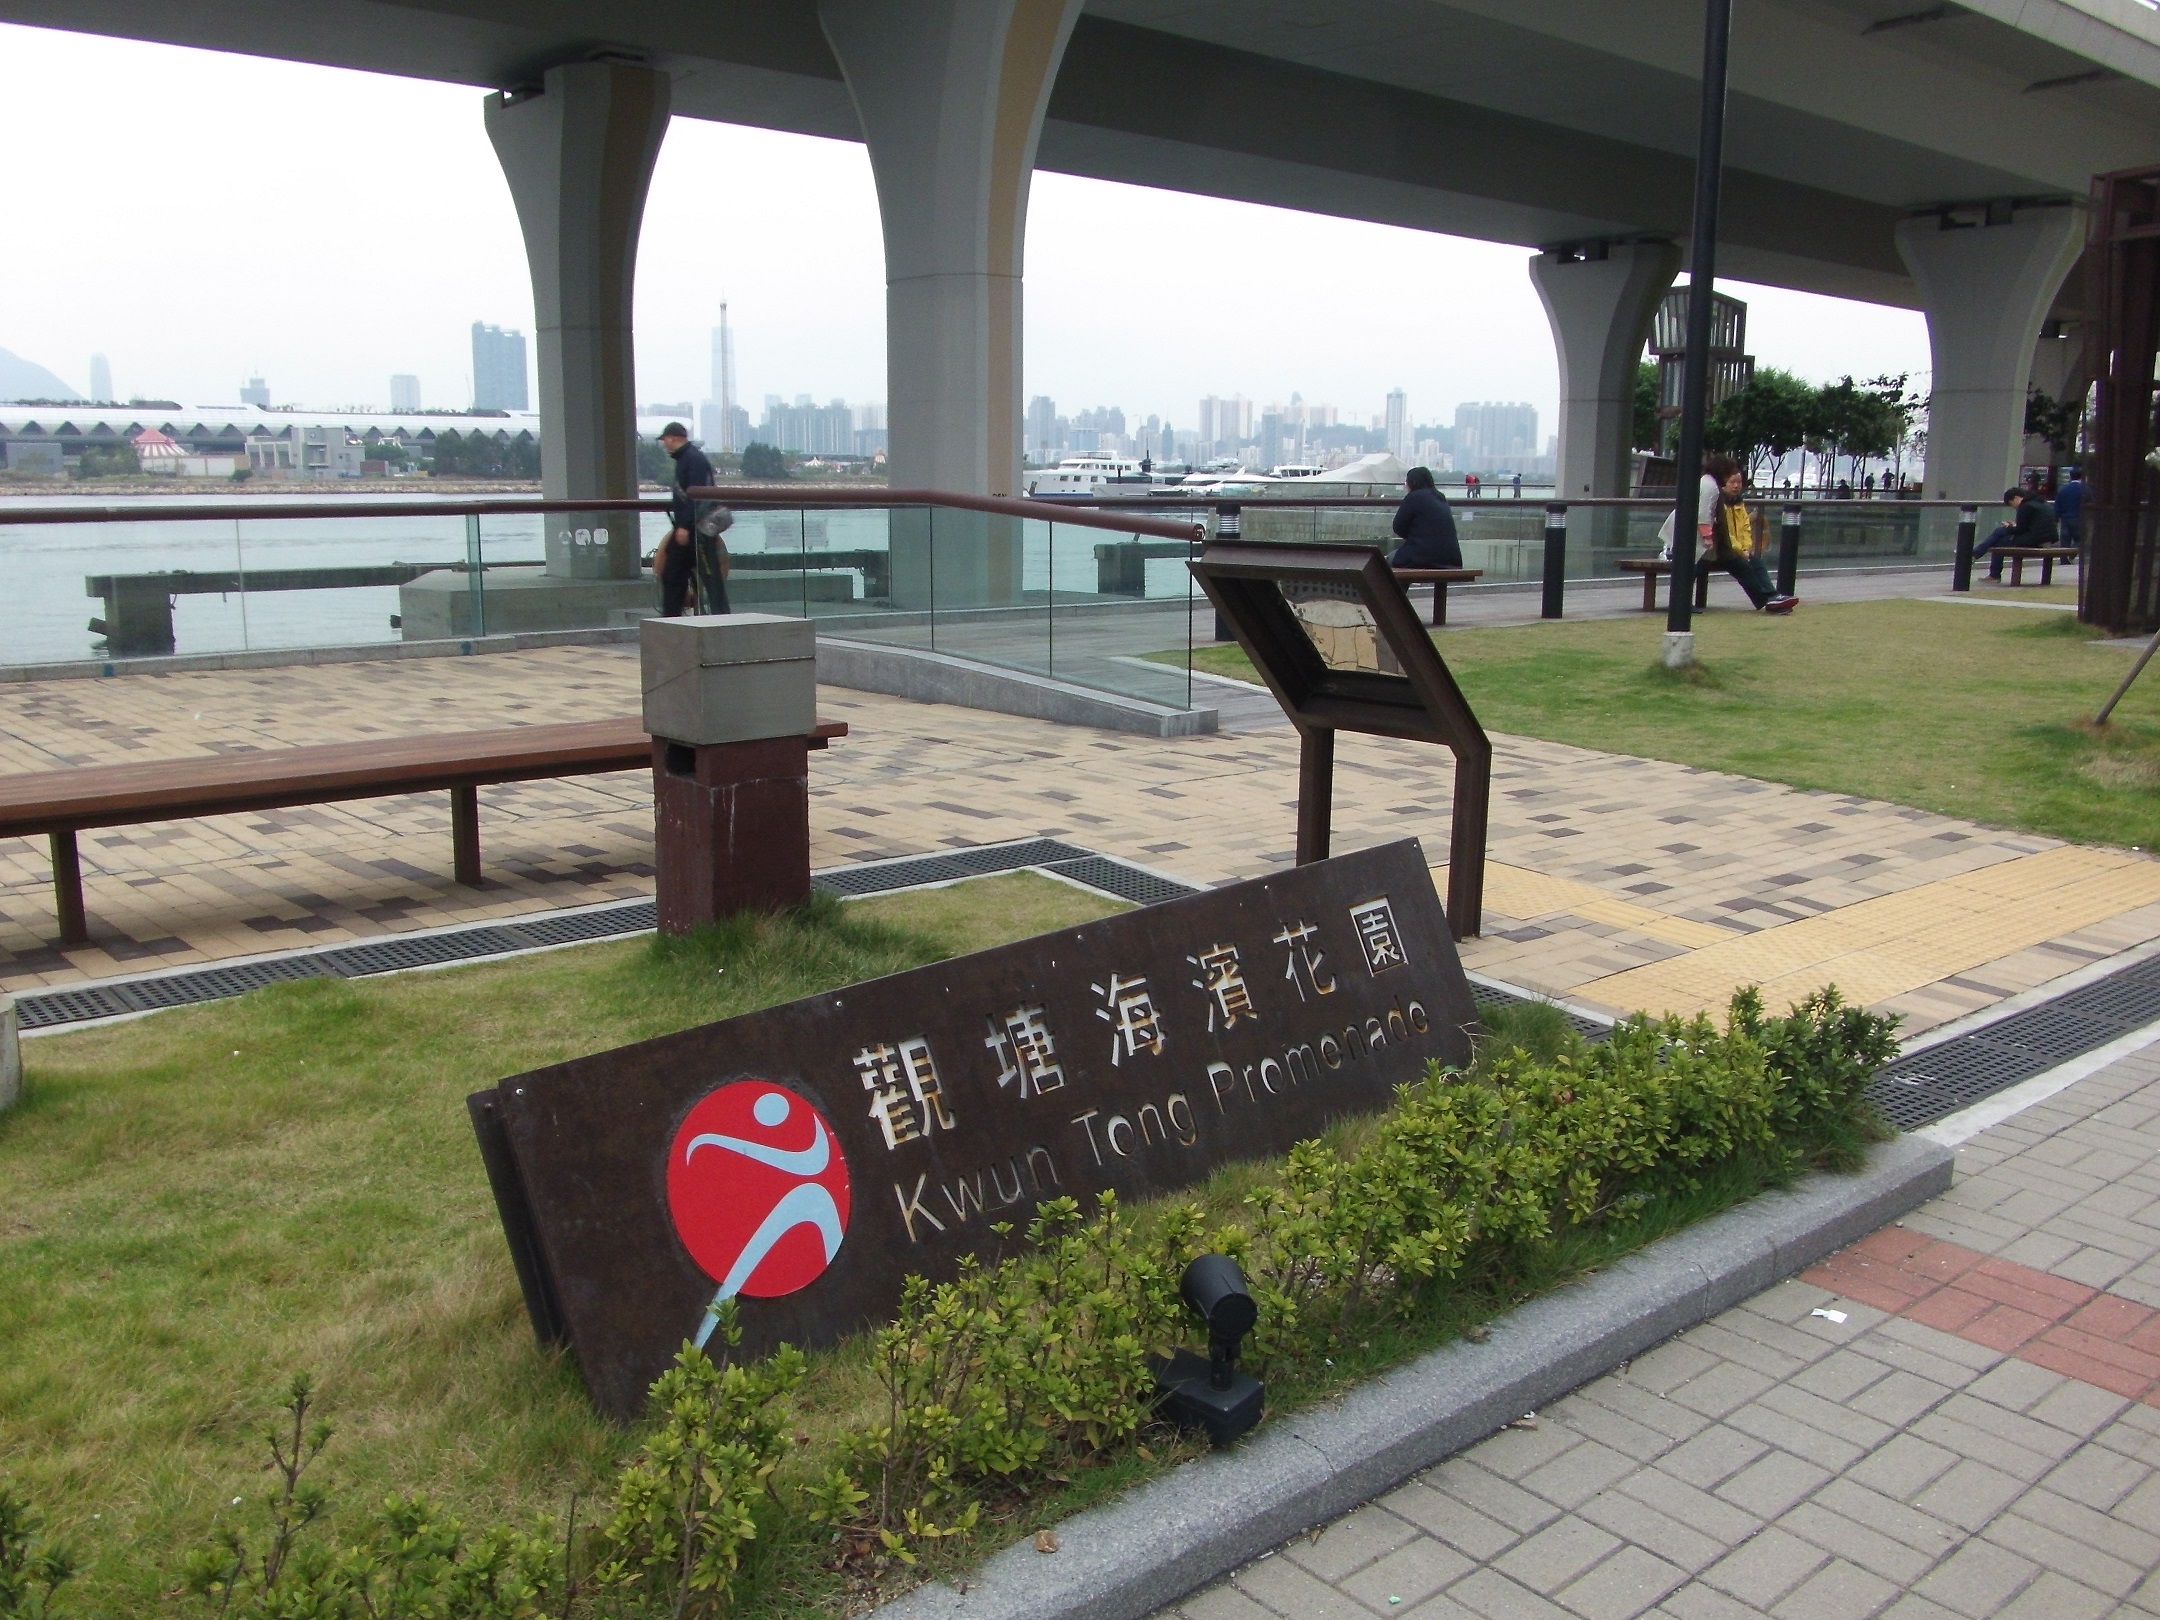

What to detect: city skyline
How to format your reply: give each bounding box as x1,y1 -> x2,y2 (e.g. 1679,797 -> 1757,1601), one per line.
0,22 -> 1935,443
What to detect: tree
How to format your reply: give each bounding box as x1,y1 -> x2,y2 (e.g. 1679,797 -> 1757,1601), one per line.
1704,367 -> 1813,487
2025,387 -> 2082,461
740,441 -> 789,480
1864,373 -> 1922,486
1632,362 -> 1662,453
73,443 -> 139,478
637,436 -> 674,486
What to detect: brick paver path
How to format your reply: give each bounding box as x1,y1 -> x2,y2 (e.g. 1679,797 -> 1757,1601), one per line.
1160,1048 -> 2160,1620
7,638 -> 2160,1048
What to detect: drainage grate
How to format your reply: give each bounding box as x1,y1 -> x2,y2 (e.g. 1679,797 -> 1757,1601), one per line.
1042,856 -> 1201,906
813,839 -> 1092,897
15,983 -> 135,1029
1869,956 -> 2160,1129
505,903 -> 655,948
318,929 -> 526,978
121,957 -> 328,1010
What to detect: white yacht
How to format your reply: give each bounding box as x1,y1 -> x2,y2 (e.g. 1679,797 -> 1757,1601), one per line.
1025,453 -> 1177,498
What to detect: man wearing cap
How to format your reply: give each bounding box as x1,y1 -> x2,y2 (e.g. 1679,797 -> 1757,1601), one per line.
657,422 -> 727,616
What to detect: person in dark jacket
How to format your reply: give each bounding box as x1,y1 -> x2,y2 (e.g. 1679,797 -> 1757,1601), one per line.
1389,466 -> 1462,569
1975,487 -> 2059,580
2054,468 -> 2084,546
657,423 -> 727,615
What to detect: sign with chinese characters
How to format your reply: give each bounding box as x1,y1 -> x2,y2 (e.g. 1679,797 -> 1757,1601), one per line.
471,839 -> 1478,1419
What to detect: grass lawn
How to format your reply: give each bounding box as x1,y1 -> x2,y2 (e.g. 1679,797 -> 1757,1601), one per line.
0,874 -> 1125,1615
1188,597 -> 2160,849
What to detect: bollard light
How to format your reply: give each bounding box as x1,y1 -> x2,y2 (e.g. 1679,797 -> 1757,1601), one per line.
1151,1253 -> 1266,1446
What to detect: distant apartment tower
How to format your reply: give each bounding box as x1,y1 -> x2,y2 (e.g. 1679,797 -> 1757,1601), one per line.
390,374 -> 422,413
470,323 -> 529,411
1453,401 -> 1539,471
760,395 -> 857,457
240,376 -> 271,409
700,303 -> 739,450
1384,389 -> 1411,462
89,354 -> 112,402
1198,395 -> 1252,455
1026,395 -> 1058,462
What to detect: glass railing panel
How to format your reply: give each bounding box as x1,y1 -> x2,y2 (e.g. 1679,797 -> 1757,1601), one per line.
910,509 -> 1052,678
790,505 -> 932,652
1040,519 -> 1196,711
235,509 -> 466,652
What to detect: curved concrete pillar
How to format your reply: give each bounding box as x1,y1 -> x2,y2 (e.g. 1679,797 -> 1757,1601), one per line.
1531,239 -> 1681,500
487,62 -> 671,579
1896,204 -> 2085,501
818,0 -> 1083,500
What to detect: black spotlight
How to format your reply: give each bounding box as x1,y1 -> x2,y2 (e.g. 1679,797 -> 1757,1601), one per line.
1151,1253 -> 1265,1446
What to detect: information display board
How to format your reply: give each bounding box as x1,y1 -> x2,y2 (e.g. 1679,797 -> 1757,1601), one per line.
470,839 -> 1479,1419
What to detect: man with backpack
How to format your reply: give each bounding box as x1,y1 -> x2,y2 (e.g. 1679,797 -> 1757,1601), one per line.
657,423 -> 730,616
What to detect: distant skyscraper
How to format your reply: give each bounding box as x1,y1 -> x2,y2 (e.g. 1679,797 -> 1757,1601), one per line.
701,303 -> 738,450
390,374 -> 422,413
1026,395 -> 1058,461
1198,395 -> 1252,456
240,376 -> 271,409
89,354 -> 111,402
1385,389 -> 1410,462
470,323 -> 529,411
1453,401 -> 1538,471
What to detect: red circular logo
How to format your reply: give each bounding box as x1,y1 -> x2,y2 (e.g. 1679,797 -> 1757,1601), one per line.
667,1081 -> 852,1300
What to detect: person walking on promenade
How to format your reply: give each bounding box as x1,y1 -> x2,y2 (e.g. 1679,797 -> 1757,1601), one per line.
1389,465 -> 1463,570
2055,466 -> 2085,548
657,422 -> 729,616
1975,486 -> 2059,581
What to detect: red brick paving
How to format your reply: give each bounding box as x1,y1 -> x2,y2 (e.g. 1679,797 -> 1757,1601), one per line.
1803,1228 -> 2160,1405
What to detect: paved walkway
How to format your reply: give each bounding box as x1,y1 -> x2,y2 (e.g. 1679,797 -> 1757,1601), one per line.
1158,1047 -> 2160,1620
5,619 -> 2160,1045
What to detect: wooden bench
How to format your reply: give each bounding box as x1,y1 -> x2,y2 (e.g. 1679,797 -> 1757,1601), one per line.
1986,545 -> 2080,586
1615,557 -> 1711,613
0,716 -> 847,947
1392,567 -> 1484,626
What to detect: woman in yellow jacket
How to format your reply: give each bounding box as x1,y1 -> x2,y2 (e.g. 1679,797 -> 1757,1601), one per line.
1699,454 -> 1797,614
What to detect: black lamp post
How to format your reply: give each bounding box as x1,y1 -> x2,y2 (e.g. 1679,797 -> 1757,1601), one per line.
1666,0 -> 1735,664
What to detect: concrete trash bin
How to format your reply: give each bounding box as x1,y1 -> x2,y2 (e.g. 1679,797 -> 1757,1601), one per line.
639,613 -> 818,935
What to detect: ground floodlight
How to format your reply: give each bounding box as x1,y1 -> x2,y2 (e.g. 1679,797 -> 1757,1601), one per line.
1152,1253 -> 1265,1446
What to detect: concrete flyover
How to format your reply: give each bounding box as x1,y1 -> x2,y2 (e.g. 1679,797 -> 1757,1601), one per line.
15,0 -> 2158,509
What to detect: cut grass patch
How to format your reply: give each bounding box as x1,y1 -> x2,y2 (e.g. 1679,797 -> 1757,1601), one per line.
0,873 -> 1124,1617
1182,597 -> 2160,849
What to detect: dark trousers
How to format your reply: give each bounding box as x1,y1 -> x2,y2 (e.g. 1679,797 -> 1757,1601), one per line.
694,534 -> 732,616
1713,548 -> 1779,608
660,564 -> 693,616
1976,524 -> 2015,578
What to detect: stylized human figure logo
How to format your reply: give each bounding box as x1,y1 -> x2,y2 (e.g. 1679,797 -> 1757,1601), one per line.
667,1081 -> 852,1349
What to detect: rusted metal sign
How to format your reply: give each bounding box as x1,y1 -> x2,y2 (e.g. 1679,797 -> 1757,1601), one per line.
470,839 -> 1478,1420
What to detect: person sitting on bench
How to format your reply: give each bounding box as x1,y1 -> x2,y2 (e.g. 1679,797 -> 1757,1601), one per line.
1390,465 -> 1463,570
1665,456 -> 1796,614
1975,487 -> 2059,580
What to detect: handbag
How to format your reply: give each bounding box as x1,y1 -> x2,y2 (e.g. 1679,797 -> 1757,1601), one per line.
693,502 -> 733,577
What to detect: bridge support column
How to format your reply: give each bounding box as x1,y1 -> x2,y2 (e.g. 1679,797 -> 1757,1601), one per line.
1530,239 -> 1680,500
818,0 -> 1080,509
487,62 -> 670,580
1896,203 -> 2084,501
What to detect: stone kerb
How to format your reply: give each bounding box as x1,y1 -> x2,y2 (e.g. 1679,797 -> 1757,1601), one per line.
869,1133 -> 1954,1620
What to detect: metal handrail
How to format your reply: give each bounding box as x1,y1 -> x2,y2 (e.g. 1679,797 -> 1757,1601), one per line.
0,496 -> 671,525
0,486 -> 1207,544
1067,494 -> 1994,511
686,484 -> 1204,542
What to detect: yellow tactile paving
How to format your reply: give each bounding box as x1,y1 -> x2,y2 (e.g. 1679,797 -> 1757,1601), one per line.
1437,861 -> 1732,950
1577,845 -> 2160,1016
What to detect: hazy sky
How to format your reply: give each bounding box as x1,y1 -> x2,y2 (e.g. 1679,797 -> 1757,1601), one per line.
1,21 -> 1934,434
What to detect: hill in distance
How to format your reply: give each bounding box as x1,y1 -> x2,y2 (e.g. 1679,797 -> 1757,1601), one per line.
0,349 -> 81,402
